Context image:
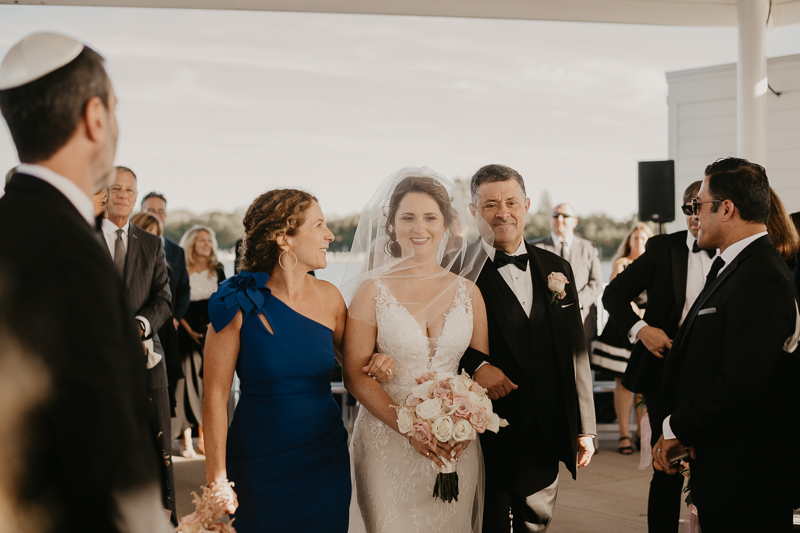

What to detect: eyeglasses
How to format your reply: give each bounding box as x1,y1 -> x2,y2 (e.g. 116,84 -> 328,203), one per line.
680,204 -> 693,216
551,213 -> 574,219
690,198 -> 721,215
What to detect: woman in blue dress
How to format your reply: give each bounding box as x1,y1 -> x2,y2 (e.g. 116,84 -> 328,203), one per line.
202,189 -> 395,532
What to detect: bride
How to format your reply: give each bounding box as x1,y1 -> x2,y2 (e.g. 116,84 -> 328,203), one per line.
342,168 -> 492,533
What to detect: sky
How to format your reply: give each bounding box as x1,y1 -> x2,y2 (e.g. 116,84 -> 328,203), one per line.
1,6 -> 800,219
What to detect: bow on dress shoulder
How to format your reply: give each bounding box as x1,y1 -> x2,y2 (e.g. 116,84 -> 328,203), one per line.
209,271 -> 271,333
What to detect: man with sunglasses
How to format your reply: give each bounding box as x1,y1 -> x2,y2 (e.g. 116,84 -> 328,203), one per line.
653,158 -> 798,531
529,203 -> 604,349
602,181 -> 714,532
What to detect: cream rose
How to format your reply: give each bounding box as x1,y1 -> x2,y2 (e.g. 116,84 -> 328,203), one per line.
547,272 -> 569,294
416,398 -> 444,421
467,391 -> 482,406
411,380 -> 434,400
450,377 -> 471,398
431,415 -> 454,443
478,394 -> 493,411
452,418 -> 477,442
397,407 -> 415,435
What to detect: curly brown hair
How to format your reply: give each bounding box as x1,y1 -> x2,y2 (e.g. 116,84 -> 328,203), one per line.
238,189 -> 318,274
385,176 -> 458,258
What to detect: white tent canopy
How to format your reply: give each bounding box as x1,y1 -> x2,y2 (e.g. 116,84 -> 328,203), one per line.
1,0 -> 799,28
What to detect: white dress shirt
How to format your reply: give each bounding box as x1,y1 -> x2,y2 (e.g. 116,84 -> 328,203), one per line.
551,232 -> 574,259
481,238 -> 533,317
662,230 -> 768,440
15,163 -> 95,226
101,218 -> 152,337
627,233 -> 716,343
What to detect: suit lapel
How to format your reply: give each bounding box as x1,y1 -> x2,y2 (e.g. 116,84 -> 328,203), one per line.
124,224 -> 140,290
671,233 -> 689,312
479,262 -> 525,368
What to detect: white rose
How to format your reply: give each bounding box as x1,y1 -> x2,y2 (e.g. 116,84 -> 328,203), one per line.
450,378 -> 470,398
452,418 -> 477,442
479,394 -> 493,411
431,415 -> 454,443
416,398 -> 444,421
411,380 -> 434,400
485,412 -> 509,434
397,407 -> 414,435
547,272 -> 569,294
467,391 -> 482,406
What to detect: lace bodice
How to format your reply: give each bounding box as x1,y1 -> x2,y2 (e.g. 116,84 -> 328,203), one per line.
374,276 -> 473,405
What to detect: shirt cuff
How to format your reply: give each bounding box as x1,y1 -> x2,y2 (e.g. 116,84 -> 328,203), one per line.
662,415 -> 676,440
628,320 -> 648,344
135,316 -> 151,338
475,361 -> 490,372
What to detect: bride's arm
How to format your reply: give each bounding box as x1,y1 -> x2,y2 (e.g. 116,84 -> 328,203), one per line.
203,310 -> 241,502
469,284 -> 490,354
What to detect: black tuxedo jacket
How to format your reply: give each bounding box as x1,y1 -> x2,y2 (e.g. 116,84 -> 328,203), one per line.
163,238 -> 190,320
602,231 -> 688,394
461,242 -> 595,492
0,174 -> 160,531
123,223 -> 172,390
662,235 -> 797,509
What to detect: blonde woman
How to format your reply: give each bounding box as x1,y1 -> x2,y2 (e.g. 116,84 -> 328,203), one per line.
175,225 -> 226,457
591,222 -> 653,454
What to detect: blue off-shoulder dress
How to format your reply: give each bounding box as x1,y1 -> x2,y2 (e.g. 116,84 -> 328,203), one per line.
208,271 -> 350,533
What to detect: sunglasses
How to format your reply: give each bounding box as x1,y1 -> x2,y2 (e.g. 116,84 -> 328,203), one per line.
680,204 -> 693,216
551,213 -> 574,219
690,198 -> 722,215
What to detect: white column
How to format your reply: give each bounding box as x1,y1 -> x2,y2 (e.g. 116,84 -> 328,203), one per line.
737,0 -> 769,164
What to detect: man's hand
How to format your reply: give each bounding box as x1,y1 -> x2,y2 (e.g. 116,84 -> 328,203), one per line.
472,364 -> 518,400
637,326 -> 673,358
577,436 -> 594,468
652,434 -> 695,474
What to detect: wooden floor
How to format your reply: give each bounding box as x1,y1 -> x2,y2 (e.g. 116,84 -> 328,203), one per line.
172,435 -> 689,532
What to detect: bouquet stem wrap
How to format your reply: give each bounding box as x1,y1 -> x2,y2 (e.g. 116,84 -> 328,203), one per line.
433,457 -> 459,503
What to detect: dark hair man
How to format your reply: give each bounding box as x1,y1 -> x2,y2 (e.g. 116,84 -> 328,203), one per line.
602,180 -> 714,532
653,158 -> 798,531
462,163 -> 596,532
0,33 -> 172,532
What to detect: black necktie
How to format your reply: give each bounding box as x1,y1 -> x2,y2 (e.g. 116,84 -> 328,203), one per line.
692,241 -> 715,259
701,256 -> 725,294
494,251 -> 529,271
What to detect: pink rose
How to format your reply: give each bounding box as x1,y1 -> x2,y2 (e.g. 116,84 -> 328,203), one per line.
433,387 -> 451,401
405,395 -> 423,408
450,397 -> 473,420
469,407 -> 488,433
416,371 -> 436,384
469,382 -> 485,394
411,419 -> 434,449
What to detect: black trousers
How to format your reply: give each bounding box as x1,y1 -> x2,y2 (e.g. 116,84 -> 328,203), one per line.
482,475 -> 559,533
645,389 -> 685,533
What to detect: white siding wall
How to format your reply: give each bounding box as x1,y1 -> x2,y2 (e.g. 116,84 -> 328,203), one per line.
666,54 -> 800,232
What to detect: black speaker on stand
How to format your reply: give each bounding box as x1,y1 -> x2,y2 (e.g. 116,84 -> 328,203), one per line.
638,160 -> 675,234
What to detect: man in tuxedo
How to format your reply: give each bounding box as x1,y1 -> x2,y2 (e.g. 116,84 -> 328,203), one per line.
0,33 -> 171,532
461,164 -> 596,532
653,158 -> 799,531
103,166 -> 175,519
141,191 -> 190,329
602,180 -> 713,532
529,203 -> 604,346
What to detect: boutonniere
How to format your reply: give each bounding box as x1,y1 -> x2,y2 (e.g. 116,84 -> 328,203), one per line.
547,272 -> 569,305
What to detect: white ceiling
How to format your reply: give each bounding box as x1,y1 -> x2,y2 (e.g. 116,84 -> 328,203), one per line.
2,0 -> 800,28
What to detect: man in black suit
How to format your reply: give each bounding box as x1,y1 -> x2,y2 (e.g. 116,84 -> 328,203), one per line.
528,203 -> 604,347
0,33 -> 171,532
653,158 -> 799,532
103,166 -> 175,519
460,164 -> 596,532
141,191 -> 190,329
602,180 -> 713,532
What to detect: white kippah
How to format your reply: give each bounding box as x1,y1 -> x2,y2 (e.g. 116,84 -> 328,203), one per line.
0,32 -> 84,91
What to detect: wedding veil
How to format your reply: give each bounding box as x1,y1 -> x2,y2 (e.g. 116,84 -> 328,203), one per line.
339,166 -> 493,327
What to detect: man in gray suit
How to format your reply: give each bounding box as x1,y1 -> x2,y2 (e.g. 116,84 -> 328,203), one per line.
103,165 -> 175,520
529,203 -> 604,347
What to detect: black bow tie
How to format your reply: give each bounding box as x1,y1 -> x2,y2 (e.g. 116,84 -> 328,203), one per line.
692,241 -> 715,258
494,251 -> 529,271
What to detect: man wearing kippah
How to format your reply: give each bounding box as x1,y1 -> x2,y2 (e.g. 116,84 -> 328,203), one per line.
0,33 -> 172,532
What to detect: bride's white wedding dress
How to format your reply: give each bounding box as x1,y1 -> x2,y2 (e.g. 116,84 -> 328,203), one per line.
349,277 -> 484,533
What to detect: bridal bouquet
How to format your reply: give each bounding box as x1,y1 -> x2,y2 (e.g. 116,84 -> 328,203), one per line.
395,370 -> 508,503
176,480 -> 238,533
